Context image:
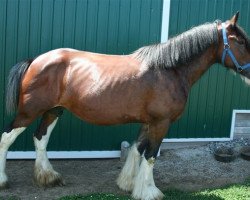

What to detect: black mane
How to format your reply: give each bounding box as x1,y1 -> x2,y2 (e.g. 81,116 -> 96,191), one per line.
133,23 -> 218,69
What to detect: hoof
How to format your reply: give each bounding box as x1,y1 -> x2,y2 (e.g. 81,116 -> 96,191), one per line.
34,168 -> 65,187
117,174 -> 134,192
0,181 -> 9,190
132,185 -> 164,200
0,174 -> 9,190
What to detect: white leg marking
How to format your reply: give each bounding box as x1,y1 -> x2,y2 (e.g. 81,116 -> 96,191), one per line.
0,127 -> 26,188
132,157 -> 164,200
34,118 -> 64,186
117,144 -> 141,192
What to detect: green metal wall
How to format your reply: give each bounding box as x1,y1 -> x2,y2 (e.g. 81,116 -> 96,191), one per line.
0,0 -> 163,151
1,0 -> 250,152
167,0 -> 250,139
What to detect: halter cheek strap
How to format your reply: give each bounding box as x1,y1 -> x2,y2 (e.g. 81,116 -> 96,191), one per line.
221,23 -> 250,72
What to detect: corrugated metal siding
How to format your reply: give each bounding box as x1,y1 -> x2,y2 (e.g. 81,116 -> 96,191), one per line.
2,0 -> 250,152
0,0 -> 163,151
167,0 -> 250,139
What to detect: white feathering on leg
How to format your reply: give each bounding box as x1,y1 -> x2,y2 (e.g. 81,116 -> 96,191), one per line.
117,144 -> 141,191
34,118 -> 64,186
132,156 -> 164,200
0,127 -> 26,188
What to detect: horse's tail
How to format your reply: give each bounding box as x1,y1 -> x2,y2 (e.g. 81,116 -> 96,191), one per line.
6,59 -> 34,115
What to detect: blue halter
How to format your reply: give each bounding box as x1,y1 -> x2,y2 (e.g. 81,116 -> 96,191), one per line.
221,23 -> 250,72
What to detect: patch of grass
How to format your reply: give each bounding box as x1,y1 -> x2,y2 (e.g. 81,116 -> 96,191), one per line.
58,193 -> 133,200
0,196 -> 20,200
58,180 -> 250,200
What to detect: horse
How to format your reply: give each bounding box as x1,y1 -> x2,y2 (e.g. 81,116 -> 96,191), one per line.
0,12 -> 250,200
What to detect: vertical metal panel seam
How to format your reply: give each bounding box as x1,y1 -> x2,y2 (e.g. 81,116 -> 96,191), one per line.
83,0 -> 89,49
94,0 -> 100,52
137,0 -> 142,49
51,0 -> 55,49
39,0 -> 43,52
184,0 -> 192,138
62,0 -> 66,47
210,0 -> 219,134
192,0 -> 202,138
116,0 -> 121,53
105,0 -> 111,52
160,0 -> 170,43
2,1 -> 7,127
15,0 -> 20,63
148,0 -> 153,44
127,0 -> 132,51
203,0 -> 211,136
27,0 -> 32,57
72,0 -> 78,47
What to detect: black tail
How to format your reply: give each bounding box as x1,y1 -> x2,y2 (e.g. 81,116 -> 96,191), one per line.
6,59 -> 34,115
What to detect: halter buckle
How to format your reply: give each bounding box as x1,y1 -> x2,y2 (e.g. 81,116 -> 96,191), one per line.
237,66 -> 243,72
224,43 -> 230,49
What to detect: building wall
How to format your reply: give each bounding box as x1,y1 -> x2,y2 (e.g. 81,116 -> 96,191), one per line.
166,0 -> 250,140
0,0 -> 250,154
0,0 -> 163,151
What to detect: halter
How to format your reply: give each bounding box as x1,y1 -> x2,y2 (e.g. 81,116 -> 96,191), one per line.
221,22 -> 250,72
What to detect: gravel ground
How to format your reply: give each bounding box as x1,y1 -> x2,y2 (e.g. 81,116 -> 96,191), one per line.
0,140 -> 250,200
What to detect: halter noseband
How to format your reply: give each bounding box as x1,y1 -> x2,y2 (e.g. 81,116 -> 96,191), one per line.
221,22 -> 250,72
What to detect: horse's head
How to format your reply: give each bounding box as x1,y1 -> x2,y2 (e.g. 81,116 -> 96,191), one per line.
217,12 -> 250,79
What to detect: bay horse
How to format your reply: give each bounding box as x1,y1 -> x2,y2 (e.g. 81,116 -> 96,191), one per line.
0,13 -> 250,200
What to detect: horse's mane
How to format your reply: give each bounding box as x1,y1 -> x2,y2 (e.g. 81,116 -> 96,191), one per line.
133,23 -> 218,69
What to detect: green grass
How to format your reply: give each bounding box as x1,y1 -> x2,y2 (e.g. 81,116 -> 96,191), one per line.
1,180 -> 249,200
58,180 -> 250,200
0,196 -> 20,200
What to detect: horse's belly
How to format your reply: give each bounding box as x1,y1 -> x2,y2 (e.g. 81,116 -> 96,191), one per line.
66,93 -> 148,125
72,107 -> 143,125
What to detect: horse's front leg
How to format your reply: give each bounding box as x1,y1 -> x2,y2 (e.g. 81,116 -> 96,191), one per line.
132,119 -> 170,200
117,125 -> 149,191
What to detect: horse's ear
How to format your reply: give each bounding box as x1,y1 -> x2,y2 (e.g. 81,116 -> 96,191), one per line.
230,11 -> 239,27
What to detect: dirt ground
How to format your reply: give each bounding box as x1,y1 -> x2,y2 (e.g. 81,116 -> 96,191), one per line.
0,144 -> 250,200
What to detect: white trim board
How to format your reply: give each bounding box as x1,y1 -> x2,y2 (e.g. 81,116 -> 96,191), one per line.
161,0 -> 171,43
7,137 -> 235,159
7,151 -> 121,160
163,138 -> 231,143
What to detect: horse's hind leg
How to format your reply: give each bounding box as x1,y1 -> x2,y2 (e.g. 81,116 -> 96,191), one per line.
0,114 -> 35,189
33,107 -> 64,187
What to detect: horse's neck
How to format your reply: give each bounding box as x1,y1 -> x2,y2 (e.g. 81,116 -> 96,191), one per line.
181,44 -> 218,87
